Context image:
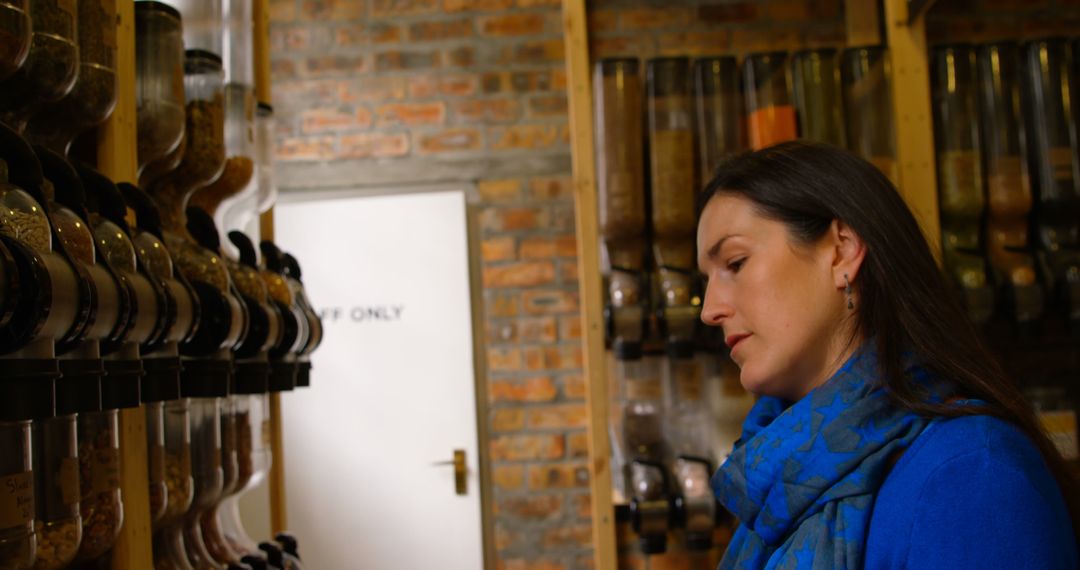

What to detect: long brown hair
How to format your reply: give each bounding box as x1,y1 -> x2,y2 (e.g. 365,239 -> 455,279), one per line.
701,140 -> 1080,542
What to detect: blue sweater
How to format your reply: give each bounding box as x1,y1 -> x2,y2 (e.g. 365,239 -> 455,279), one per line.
865,414 -> 1079,569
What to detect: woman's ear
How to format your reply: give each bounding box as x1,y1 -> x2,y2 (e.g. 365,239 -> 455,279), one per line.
830,219 -> 867,290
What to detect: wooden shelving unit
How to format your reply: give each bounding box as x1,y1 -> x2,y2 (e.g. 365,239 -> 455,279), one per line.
560,0 -> 942,567
102,0 -> 284,563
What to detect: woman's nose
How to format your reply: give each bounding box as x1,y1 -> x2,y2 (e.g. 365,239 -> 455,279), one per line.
700,282 -> 732,326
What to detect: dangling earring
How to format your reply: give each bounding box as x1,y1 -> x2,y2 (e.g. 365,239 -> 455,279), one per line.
844,273 -> 854,310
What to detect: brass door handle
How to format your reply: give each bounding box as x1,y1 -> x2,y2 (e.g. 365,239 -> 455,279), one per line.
431,449 -> 467,495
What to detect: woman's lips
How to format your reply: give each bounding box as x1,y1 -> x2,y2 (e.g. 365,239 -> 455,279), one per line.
725,333 -> 750,350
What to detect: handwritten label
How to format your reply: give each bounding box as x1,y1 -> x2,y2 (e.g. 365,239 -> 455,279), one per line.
0,471 -> 33,530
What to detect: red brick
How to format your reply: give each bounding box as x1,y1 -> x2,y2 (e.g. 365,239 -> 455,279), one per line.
493,465 -> 525,490
543,345 -> 583,370
479,13 -> 546,36
500,39 -> 565,64
529,175 -> 573,200
495,494 -> 563,518
619,7 -> 693,30
333,23 -> 403,46
489,376 -> 557,403
277,136 -> 335,161
376,50 -> 439,71
341,77 -> 408,103
520,235 -> 576,259
492,408 -> 525,432
697,2 -> 758,23
732,28 -> 800,54
558,315 -> 581,340
443,46 -> 475,68
270,59 -> 298,79
371,0 -> 439,17
522,289 -> 579,315
487,319 -> 517,343
559,261 -> 578,284
494,525 -> 518,550
587,9 -> 619,32
528,463 -> 589,490
527,95 -> 568,118
490,433 -> 565,461
285,28 -> 311,49
301,107 -> 372,133
337,133 -> 410,159
574,493 -> 591,518
484,291 -> 519,317
300,0 -> 363,20
483,261 -> 555,288
479,206 -> 543,232
439,74 -> 478,96
487,347 -> 522,372
542,525 -> 592,549
563,374 -> 585,400
518,316 -> 557,343
527,403 -> 587,429
517,0 -> 559,6
477,179 -> 522,202
415,127 -> 483,154
523,346 -> 545,370
269,0 -> 295,21
376,102 -> 446,127
567,431 -> 588,458
306,54 -> 369,75
482,235 -> 516,262
490,124 -> 560,151
409,19 -> 474,41
443,0 -> 512,12
453,99 -> 522,124
766,0 -> 811,20
657,30 -> 732,56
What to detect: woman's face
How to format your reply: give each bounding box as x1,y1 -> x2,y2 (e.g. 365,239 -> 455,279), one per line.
697,193 -> 858,401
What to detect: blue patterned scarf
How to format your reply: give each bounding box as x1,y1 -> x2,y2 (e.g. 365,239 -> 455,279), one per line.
713,345 -> 944,570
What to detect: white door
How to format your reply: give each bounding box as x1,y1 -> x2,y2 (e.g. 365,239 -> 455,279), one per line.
269,188 -> 487,569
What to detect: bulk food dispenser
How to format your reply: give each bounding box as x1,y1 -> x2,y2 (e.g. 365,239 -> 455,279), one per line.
694,56 -> 744,180
930,45 -> 995,325
976,42 -> 1044,331
593,57 -> 659,553
842,47 -> 898,185
1023,39 -> 1080,332
0,126 -> 81,570
791,48 -> 845,146
743,52 -> 797,151
136,2 -> 186,186
647,56 -> 717,552
0,0 -> 30,82
26,0 -> 118,155
0,0 -> 78,132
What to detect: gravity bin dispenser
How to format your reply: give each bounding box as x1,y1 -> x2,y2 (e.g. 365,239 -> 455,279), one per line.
594,56 -> 736,557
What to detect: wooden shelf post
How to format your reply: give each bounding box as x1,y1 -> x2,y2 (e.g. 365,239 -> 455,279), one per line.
560,0 -> 618,566
884,0 -> 942,255
100,1 -> 156,567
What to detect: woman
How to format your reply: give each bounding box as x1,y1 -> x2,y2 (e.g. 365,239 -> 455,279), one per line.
697,141 -> 1079,569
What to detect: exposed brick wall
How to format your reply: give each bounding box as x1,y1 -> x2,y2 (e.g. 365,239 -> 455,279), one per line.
926,0 -> 1080,43
268,0 -> 585,567
267,0 -> 1080,568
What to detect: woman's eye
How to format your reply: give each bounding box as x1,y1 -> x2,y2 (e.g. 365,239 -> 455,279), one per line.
727,258 -> 745,273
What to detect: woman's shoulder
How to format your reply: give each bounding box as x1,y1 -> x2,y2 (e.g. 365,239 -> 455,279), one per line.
865,414 -> 1078,569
